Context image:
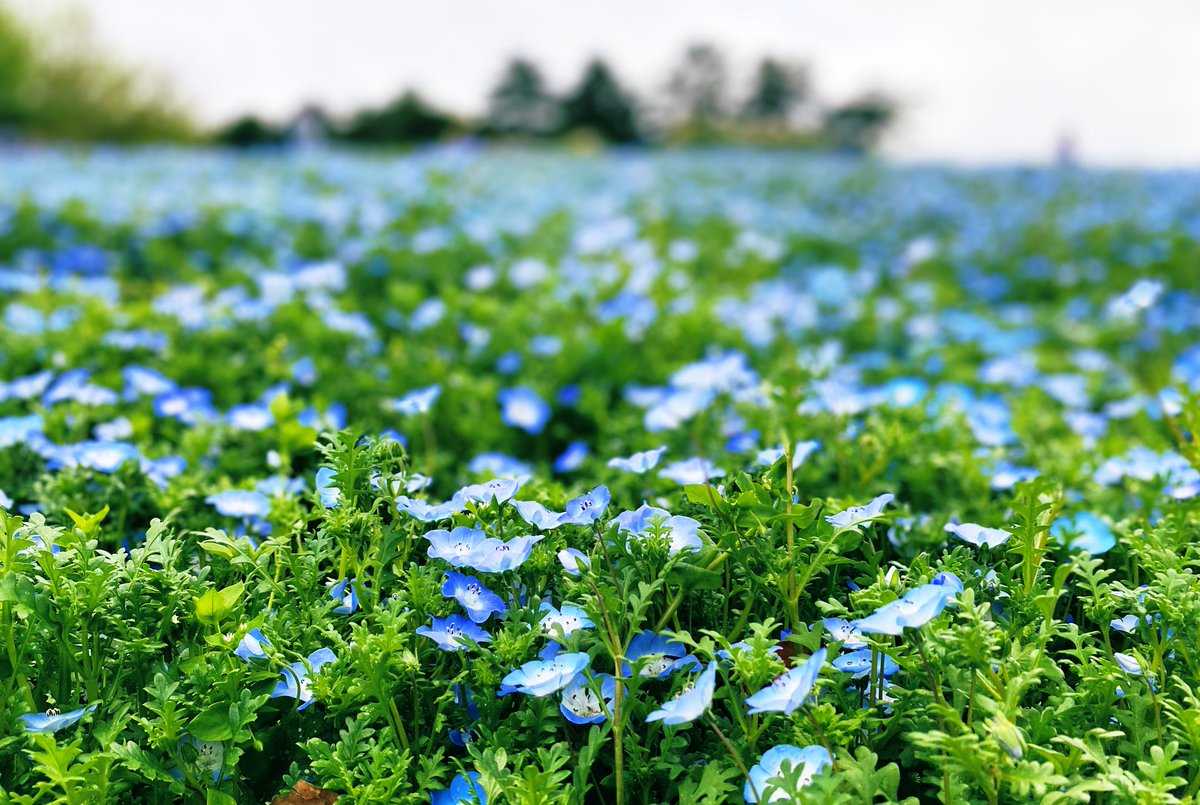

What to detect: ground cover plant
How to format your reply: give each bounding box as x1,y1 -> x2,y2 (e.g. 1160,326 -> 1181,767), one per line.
1,149 -> 1200,803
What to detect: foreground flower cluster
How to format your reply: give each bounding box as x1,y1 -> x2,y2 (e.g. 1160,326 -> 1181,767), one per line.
0,149 -> 1199,804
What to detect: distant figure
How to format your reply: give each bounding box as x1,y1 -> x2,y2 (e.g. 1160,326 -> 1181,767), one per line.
1055,132 -> 1078,168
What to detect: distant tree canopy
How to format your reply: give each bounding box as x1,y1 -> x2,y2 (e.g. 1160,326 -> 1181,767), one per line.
742,58 -> 808,123
0,4 -> 192,142
338,91 -> 456,144
665,44 -> 730,131
821,93 -> 896,154
484,58 -> 558,137
559,60 -> 641,144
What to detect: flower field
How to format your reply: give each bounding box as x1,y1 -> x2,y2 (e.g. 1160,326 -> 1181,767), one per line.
1,148 -> 1199,803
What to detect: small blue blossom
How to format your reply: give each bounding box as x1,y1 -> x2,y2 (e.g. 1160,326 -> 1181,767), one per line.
745,648 -> 827,715
944,522 -> 1012,548
539,603 -> 594,636
226,403 -> 274,431
554,441 -> 589,473
512,500 -> 566,530
560,486 -> 610,526
1051,512 -> 1116,554
826,494 -> 895,529
615,504 -> 702,554
855,576 -> 961,635
426,527 -> 491,567
457,478 -> 523,505
745,744 -> 831,803
328,578 -> 359,614
20,705 -> 97,733
234,628 -> 270,661
395,495 -> 465,522
831,649 -> 898,679
659,457 -> 726,486
557,548 -> 591,576
606,446 -> 667,474
271,648 -> 337,710
315,467 -> 341,508
1110,615 -> 1140,634
646,661 -> 717,726
206,490 -> 271,519
822,618 -> 867,650
498,387 -> 551,434
502,652 -> 591,697
1114,652 -> 1145,676
560,673 -> 616,725
623,631 -> 699,677
431,772 -> 487,805
390,385 -> 441,416
443,572 -> 507,624
417,615 -> 492,652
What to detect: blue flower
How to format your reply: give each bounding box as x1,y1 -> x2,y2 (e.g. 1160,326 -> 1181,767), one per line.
745,648 -> 826,715
944,522 -> 1011,548
745,745 -> 831,803
855,578 -> 960,636
20,705 -> 97,733
1110,615 -> 1140,634
234,628 -> 270,661
417,615 -> 492,652
560,673 -> 616,724
615,504 -> 702,554
986,461 -> 1039,490
0,489 -> 11,509
206,490 -> 271,519
659,457 -> 726,486
821,618 -> 867,650
226,403 -> 274,431
270,648 -> 337,710
431,772 -> 487,805
65,440 -> 141,474
502,652 -> 591,697
539,603 -> 594,636
512,500 -> 566,530
457,478 -> 523,505
557,548 -> 591,576
607,446 -> 667,474
561,486 -> 610,526
498,387 -> 550,435
623,631 -> 699,677
153,387 -> 216,425
825,494 -> 894,529
395,495 -> 465,522
443,572 -> 507,623
390,385 -> 441,416
315,467 -> 341,508
554,441 -> 589,473
426,527 -> 491,567
1114,652 -> 1145,676
1050,512 -> 1115,554
328,578 -> 359,614
832,648 -> 898,679
646,661 -> 717,726
468,534 -> 540,573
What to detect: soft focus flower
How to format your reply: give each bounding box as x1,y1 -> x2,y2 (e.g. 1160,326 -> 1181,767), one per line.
615,504 -> 702,554
607,446 -> 667,474
271,648 -> 337,710
646,661 -> 717,725
944,522 -> 1011,548
855,575 -> 962,635
826,493 -> 895,529
745,745 -> 831,803
1051,512 -> 1116,554
315,467 -> 341,508
745,648 -> 827,715
234,628 -> 270,661
390,385 -> 441,416
498,387 -> 550,434
206,490 -> 271,519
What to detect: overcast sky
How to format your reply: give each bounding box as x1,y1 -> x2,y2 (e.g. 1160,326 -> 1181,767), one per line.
15,0 -> 1200,166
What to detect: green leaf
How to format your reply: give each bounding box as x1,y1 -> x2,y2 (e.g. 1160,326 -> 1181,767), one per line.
194,582 -> 244,626
189,703 -> 234,742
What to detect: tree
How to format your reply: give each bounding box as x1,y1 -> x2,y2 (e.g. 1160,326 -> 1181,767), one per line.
665,43 -> 729,129
338,90 -> 456,144
821,93 -> 896,154
214,116 -> 285,148
559,59 -> 641,144
484,57 -> 557,137
742,58 -> 807,123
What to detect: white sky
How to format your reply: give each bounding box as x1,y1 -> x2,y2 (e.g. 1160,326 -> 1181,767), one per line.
14,0 -> 1200,166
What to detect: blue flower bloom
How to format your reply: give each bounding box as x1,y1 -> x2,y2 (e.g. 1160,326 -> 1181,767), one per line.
557,548 -> 591,576
512,500 -> 566,530
63,440 -> 141,474
607,446 -> 667,474
457,478 -> 523,505
615,504 -> 702,554
944,522 -> 1011,548
561,486 -> 610,526
855,579 -> 959,636
417,615 -> 492,652
623,631 -> 699,677
234,628 -> 270,661
0,488 -> 10,509
431,772 -> 487,805
659,457 -> 726,486
560,673 -> 616,724
745,648 -> 826,715
831,648 -> 898,679
328,578 -> 359,614
426,527 -> 491,567
1114,652 -> 1145,676
313,467 -> 341,508
395,495 -> 465,522
502,652 -> 591,697
20,705 -> 97,733
443,572 -> 507,623
390,385 -> 441,416
826,494 -> 894,529
554,441 -> 589,473
226,403 -> 274,431
270,648 -> 337,710
646,661 -> 717,726
821,618 -> 867,650
469,534 -> 541,573
153,387 -> 216,425
498,387 -> 550,435
1110,615 -> 1140,634
539,603 -> 594,636
745,744 -> 831,803
206,490 -> 271,519
1050,512 -> 1116,554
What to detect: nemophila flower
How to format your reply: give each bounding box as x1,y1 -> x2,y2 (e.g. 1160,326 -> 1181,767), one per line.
745,648 -> 827,715
557,548 -> 591,576
647,661 -> 717,726
426,527 -> 491,567
315,467 -> 341,508
986,461 -> 1039,490
153,387 -> 216,425
1051,512 -> 1115,554
431,772 -> 487,805
561,486 -> 610,525
822,618 -> 867,650
93,417 -> 133,441
225,403 -> 273,431
0,489 -> 11,509
0,414 -> 43,448
560,673 -> 616,725
644,388 -> 714,432
855,577 -> 961,636
328,578 -> 359,614
66,440 -> 141,473
1111,615 -> 1140,634
122,365 -> 175,400
390,385 -> 441,416
1114,652 -> 1145,676
554,441 -> 589,473
623,631 -> 698,677
470,534 -> 541,573
825,493 -> 895,529
271,648 -> 337,710
141,455 -> 186,489
395,495 -> 465,522
469,452 -> 531,478
615,504 -> 702,554
234,628 -> 270,661
539,603 -> 594,636
206,490 -> 271,519
502,652 -> 590,697
745,745 -> 831,803
498,387 -> 550,434
755,440 -> 820,468
512,500 -> 566,530
832,649 -> 898,679
607,446 -> 667,474
659,457 -> 726,486
443,572 -> 507,623
417,615 -> 492,652
20,704 -> 97,733
457,478 -> 523,505
944,522 -> 1012,548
